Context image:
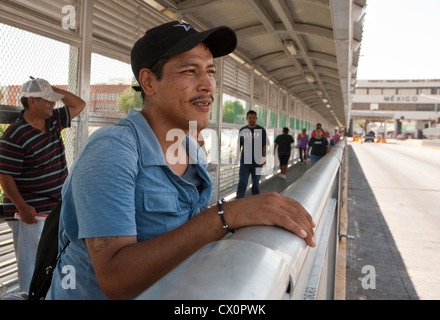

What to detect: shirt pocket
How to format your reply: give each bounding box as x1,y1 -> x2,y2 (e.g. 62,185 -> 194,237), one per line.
143,191 -> 179,213
137,189 -> 187,240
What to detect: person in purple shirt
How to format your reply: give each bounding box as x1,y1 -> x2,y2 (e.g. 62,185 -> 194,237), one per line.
297,128 -> 309,164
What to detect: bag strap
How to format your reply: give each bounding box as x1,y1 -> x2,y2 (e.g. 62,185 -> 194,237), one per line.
46,240 -> 70,276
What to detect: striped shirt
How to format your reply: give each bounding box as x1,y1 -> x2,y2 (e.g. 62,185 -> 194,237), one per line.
0,106 -> 71,219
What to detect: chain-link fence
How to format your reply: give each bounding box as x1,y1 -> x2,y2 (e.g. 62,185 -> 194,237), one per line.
0,23 -> 142,200
0,23 -> 79,166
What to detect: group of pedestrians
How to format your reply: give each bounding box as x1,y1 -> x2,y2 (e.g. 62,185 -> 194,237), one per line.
237,116 -> 342,197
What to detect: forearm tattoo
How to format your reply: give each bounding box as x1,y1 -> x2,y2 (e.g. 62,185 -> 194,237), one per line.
86,237 -> 117,254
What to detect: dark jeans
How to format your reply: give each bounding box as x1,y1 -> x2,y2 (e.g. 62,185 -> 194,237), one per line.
310,153 -> 324,165
236,164 -> 261,198
299,148 -> 307,162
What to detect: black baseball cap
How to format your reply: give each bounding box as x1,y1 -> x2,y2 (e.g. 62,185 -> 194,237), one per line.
131,21 -> 237,87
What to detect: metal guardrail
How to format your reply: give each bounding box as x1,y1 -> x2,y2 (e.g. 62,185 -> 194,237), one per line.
0,105 -> 21,124
0,222 -> 17,296
0,141 -> 345,299
137,139 -> 346,300
0,105 -> 21,296
422,139 -> 440,148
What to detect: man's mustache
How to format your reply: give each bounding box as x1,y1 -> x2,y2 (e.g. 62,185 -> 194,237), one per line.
189,94 -> 214,104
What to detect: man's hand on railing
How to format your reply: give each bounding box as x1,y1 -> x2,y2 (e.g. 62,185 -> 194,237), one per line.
221,192 -> 316,247
83,191 -> 317,299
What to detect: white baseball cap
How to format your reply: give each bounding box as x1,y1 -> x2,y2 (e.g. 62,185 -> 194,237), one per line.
21,78 -> 64,102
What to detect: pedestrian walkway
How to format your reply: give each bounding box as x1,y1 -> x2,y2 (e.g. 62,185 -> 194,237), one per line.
252,145 -> 421,300
244,161 -> 310,197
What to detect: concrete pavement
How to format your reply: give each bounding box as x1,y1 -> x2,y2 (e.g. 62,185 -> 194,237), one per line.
247,140 -> 434,300
344,143 -> 419,300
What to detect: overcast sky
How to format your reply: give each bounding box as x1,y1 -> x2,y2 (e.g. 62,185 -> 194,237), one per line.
356,0 -> 440,80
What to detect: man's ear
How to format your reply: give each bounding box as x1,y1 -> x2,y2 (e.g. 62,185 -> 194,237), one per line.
138,68 -> 156,97
27,96 -> 37,106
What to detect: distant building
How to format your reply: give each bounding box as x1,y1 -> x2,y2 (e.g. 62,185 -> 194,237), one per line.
352,79 -> 440,138
89,84 -> 130,113
1,83 -> 130,114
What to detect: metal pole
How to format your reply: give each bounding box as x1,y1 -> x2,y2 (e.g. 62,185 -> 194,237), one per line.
76,0 -> 93,154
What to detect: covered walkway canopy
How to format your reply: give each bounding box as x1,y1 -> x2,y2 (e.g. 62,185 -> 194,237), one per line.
150,0 -> 366,128
0,0 -> 365,130
1,0 -> 364,298
0,0 -> 365,202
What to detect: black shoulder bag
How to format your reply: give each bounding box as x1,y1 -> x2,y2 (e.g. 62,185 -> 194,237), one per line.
28,201 -> 69,300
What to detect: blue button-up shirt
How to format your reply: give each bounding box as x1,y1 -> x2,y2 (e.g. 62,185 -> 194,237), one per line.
47,109 -> 212,299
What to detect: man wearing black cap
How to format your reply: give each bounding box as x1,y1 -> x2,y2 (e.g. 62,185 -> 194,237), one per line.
47,21 -> 315,300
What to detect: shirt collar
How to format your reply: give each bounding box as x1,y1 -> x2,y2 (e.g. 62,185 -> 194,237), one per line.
116,110 -> 206,168
116,109 -> 166,167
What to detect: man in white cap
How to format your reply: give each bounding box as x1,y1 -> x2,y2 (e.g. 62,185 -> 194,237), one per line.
0,77 -> 85,294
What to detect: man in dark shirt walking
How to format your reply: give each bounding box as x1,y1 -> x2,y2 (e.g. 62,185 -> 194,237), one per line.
236,110 -> 267,198
274,127 -> 294,179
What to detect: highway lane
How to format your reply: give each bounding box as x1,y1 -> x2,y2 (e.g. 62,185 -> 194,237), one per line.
348,139 -> 440,299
